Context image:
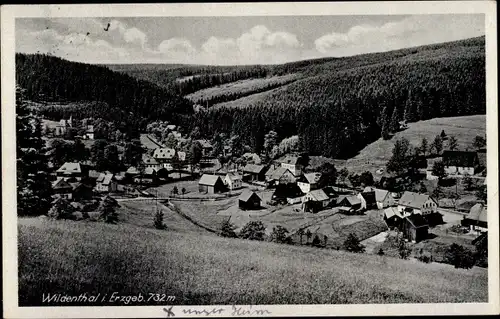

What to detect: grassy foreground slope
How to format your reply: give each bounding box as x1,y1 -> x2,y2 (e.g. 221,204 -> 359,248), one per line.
19,218 -> 487,306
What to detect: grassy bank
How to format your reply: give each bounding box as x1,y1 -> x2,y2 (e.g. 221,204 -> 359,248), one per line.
18,217 -> 487,306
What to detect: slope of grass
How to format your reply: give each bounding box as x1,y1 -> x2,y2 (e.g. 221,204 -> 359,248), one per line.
18,217 -> 487,306
344,115 -> 486,175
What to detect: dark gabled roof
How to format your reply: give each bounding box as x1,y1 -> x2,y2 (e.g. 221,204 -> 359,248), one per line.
472,232 -> 487,245
306,189 -> 329,202
442,150 -> 478,167
300,172 -> 322,184
243,164 -> 267,174
363,187 -> 390,202
52,178 -> 72,190
239,189 -> 261,202
269,167 -> 291,180
279,155 -> 300,165
322,186 -> 337,198
468,203 -> 487,223
405,214 -> 428,228
273,183 -> 304,199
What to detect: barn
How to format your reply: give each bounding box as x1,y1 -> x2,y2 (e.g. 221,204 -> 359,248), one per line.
238,190 -> 262,210
198,174 -> 226,194
402,214 -> 429,243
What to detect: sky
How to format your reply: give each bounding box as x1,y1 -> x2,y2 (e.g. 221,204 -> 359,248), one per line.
16,14 -> 485,65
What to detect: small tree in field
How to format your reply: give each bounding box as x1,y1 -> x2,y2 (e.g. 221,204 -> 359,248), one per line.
172,186 -> 179,196
398,240 -> 411,260
154,209 -> 166,230
181,187 -> 187,195
431,135 -> 443,155
474,135 -> 486,149
305,229 -> 312,244
419,138 -> 428,156
270,225 -> 291,244
297,228 -> 305,245
444,243 -> 475,269
239,221 -> 266,241
48,198 -> 74,219
99,195 -> 119,224
219,219 -> 238,238
448,136 -> 458,151
432,161 -> 446,181
343,233 -> 365,253
377,248 -> 385,256
312,234 -> 323,248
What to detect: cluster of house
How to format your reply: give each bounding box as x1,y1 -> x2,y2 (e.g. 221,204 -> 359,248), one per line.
54,116 -> 95,140
425,149 -> 487,180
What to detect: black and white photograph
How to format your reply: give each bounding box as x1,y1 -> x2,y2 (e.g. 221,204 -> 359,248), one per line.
2,2 -> 498,318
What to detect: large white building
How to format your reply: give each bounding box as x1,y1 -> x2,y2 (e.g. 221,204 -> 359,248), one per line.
397,191 -> 438,216
442,150 -> 479,176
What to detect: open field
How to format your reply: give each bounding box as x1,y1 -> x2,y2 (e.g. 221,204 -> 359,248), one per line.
18,217 -> 488,306
185,74 -> 299,103
344,115 -> 486,175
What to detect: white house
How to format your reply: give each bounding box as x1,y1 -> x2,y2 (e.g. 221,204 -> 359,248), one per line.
153,148 -> 176,167
224,173 -> 242,190
363,187 -> 395,209
143,156 -> 162,171
278,155 -> 303,177
302,189 -> 332,213
95,173 -> 117,193
463,203 -> 487,233
442,150 -> 479,176
397,191 -> 438,216
297,172 -> 322,193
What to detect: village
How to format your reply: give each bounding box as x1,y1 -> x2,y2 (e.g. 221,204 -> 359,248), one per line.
45,115 -> 488,264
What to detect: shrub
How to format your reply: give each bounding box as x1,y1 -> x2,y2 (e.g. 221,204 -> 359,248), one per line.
239,221 -> 266,241
377,248 -> 385,256
154,209 -> 166,230
48,198 -> 74,220
398,240 -> 411,260
343,233 -> 365,253
219,219 -> 238,238
416,249 -> 433,263
444,243 -> 475,269
98,195 -> 119,224
270,225 -> 292,244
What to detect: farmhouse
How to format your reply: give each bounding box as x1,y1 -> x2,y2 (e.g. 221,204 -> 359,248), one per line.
84,125 -> 95,140
95,173 -> 117,193
462,203 -> 487,233
442,150 -> 479,176
272,183 -> 304,205
55,116 -> 72,136
266,167 -> 296,187
224,172 -> 242,190
52,178 -> 73,200
69,182 -> 93,201
197,140 -> 213,157
153,148 -> 176,165
398,191 -> 437,216
278,155 -> 303,177
357,191 -> 377,210
238,190 -> 262,210
401,214 -> 429,243
302,189 -> 332,213
363,187 -> 395,209
143,156 -> 162,171
56,162 -> 88,181
297,172 -> 322,193
384,207 -> 403,230
337,195 -> 362,211
199,174 -> 226,194
134,167 -> 158,184
242,164 -> 268,182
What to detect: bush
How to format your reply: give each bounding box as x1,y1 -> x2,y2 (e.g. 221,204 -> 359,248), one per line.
343,233 -> 365,253
270,225 -> 292,244
377,248 -> 385,256
48,198 -> 74,220
98,195 -> 119,224
239,221 -> 266,241
398,240 -> 411,260
154,209 -> 166,230
219,219 -> 238,238
444,243 -> 475,269
416,249 -> 433,263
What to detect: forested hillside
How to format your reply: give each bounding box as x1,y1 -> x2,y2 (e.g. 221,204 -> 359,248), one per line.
16,54 -> 194,135
190,36 -> 486,158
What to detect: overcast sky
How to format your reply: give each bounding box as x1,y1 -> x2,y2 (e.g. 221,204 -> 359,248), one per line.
16,14 -> 484,65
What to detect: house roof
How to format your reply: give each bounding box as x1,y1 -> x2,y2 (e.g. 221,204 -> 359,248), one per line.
86,125 -> 94,133
239,189 -> 261,202
273,183 -> 304,199
126,166 -> 140,175
405,214 -> 429,228
360,191 -> 377,205
338,195 -> 361,206
243,164 -> 267,174
153,148 -> 176,160
143,156 -> 159,165
144,167 -> 157,175
88,169 -> 101,179
242,153 -> 261,165
97,173 -> 114,185
52,178 -> 72,190
197,139 -> 212,149
399,191 -> 435,209
279,155 -> 300,165
269,167 -> 291,180
166,124 -> 176,130
384,207 -> 403,219
199,174 -> 222,186
322,186 -> 337,199
442,150 -> 478,167
302,172 -> 322,184
363,187 -> 390,202
226,172 -> 242,181
307,189 -> 329,202
56,162 -> 84,174
468,203 -> 487,223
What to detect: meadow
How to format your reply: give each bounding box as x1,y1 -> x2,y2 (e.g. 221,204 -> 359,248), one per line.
344,115 -> 486,175
18,217 -> 488,306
